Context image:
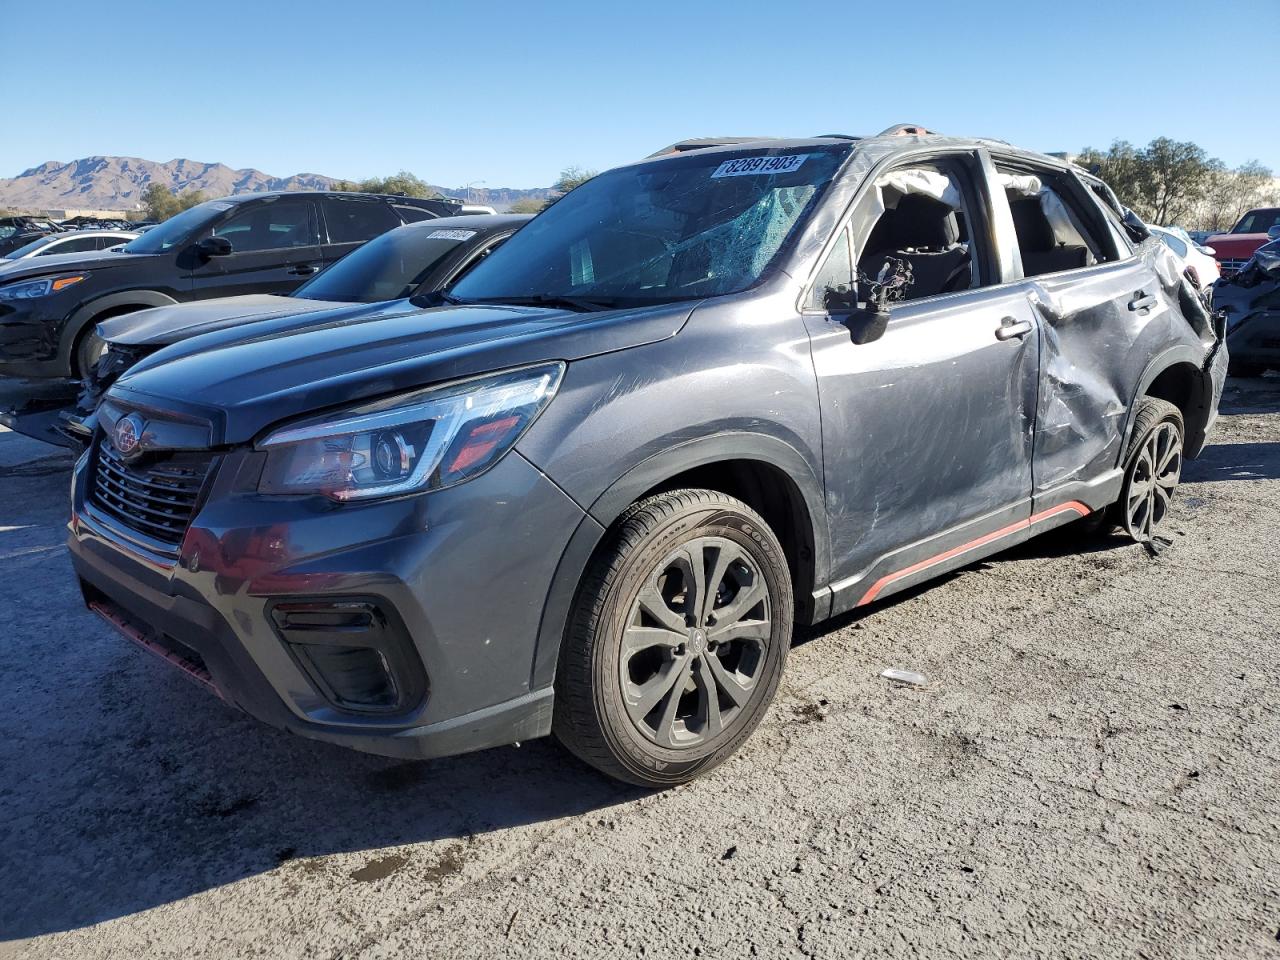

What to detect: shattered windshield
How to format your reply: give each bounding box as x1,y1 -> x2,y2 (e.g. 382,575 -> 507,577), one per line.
448,145 -> 849,308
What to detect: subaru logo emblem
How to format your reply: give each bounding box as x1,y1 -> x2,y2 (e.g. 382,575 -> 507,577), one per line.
114,413 -> 145,456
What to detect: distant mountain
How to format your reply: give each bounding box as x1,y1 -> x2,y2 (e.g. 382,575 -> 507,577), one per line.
0,156 -> 552,213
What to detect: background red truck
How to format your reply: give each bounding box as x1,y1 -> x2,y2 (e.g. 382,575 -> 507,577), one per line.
1207,207 -> 1280,276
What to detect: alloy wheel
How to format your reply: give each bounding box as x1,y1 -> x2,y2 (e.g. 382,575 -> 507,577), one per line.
1124,421 -> 1182,541
619,536 -> 771,749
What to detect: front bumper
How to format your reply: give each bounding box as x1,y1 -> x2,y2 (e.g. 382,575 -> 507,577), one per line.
0,302 -> 70,377
67,446 -> 588,759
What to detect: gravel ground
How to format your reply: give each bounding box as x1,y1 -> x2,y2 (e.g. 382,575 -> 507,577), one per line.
1,376 -> 1277,960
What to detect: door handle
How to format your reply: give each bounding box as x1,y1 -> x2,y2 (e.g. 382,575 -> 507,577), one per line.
1128,291 -> 1159,313
287,264 -> 318,276
995,316 -> 1033,341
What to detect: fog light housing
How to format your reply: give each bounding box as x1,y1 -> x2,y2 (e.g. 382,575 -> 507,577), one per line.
269,599 -> 427,714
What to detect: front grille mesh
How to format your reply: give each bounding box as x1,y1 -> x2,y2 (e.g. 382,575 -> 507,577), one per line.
1219,258 -> 1250,275
90,437 -> 214,547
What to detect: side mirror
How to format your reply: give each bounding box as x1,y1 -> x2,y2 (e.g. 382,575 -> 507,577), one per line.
1199,245 -> 1215,256
197,235 -> 232,257
1121,208 -> 1151,240
822,286 -> 891,346
1267,225 -> 1280,240
846,307 -> 891,345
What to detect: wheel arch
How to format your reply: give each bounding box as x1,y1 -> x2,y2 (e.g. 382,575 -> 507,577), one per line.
1123,346 -> 1213,460
58,291 -> 177,374
529,433 -> 830,691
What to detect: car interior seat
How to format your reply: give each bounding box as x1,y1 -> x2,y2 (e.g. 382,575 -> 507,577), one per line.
1009,197 -> 1088,276
857,193 -> 972,299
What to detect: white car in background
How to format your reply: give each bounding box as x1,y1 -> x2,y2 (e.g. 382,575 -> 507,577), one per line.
0,229 -> 139,264
1151,225 -> 1220,289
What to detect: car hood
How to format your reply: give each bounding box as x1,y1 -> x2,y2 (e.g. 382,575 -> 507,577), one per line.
0,248 -> 154,282
98,294 -> 349,346
111,300 -> 695,445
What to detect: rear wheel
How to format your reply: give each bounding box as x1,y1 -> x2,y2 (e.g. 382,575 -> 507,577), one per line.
1114,397 -> 1183,543
554,490 -> 793,787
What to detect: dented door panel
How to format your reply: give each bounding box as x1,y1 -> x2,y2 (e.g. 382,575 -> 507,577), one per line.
1028,240 -> 1218,495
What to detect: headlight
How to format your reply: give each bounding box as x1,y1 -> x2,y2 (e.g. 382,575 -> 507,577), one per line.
258,362 -> 564,501
0,274 -> 87,301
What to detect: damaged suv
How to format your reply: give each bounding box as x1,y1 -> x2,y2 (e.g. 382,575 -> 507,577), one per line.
68,129 -> 1227,787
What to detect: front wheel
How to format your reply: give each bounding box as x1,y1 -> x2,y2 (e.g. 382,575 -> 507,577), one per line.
553,490 -> 793,787
1114,397 -> 1184,543
75,329 -> 108,379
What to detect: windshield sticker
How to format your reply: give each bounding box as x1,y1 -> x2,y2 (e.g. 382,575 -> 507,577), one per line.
711,155 -> 808,179
428,229 -> 477,241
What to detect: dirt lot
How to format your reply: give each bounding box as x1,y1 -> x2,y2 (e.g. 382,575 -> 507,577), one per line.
1,377 -> 1277,960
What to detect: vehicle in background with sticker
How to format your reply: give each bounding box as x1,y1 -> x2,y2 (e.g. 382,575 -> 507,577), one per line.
1,215 -> 528,448
1212,237 -> 1280,377
67,126 -> 1226,789
0,190 -> 463,382
1205,207 -> 1280,277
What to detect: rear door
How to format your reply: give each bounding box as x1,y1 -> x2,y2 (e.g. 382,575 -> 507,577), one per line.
991,155 -> 1161,498
802,150 -> 1040,609
319,196 -> 403,270
188,197 -> 323,299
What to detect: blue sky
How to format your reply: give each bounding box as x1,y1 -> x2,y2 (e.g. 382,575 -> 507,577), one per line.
2,0 -> 1276,188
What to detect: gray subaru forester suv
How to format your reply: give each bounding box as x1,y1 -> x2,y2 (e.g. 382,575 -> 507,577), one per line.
67,130 -> 1227,787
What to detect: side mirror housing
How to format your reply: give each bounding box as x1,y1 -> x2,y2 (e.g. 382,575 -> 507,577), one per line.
198,235 -> 233,258
845,307 -> 890,345
1267,225 -> 1280,240
1199,245 -> 1215,256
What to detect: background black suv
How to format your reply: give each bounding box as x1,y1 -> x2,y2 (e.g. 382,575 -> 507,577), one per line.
0,190 -> 462,378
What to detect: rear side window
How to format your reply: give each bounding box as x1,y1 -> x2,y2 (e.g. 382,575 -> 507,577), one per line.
393,204 -> 438,224
997,164 -> 1114,277
48,235 -> 101,254
323,198 -> 401,244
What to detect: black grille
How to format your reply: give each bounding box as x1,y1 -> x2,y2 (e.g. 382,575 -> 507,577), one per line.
90,437 -> 214,548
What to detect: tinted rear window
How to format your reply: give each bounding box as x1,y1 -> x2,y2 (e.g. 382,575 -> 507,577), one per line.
323,197 -> 401,244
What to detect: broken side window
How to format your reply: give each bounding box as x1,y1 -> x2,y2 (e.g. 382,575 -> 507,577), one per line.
998,165 -> 1117,277
852,164 -> 983,302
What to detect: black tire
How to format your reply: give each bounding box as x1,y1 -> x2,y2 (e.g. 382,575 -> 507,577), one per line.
74,329 -> 107,379
1112,397 -> 1184,543
1229,361 -> 1267,378
553,489 -> 793,788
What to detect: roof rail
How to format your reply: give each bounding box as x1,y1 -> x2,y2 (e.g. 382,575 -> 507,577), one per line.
876,123 -> 940,137
814,133 -> 861,141
647,137 -> 771,157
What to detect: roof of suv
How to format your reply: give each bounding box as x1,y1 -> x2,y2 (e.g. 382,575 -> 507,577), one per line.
645,128 -> 1076,175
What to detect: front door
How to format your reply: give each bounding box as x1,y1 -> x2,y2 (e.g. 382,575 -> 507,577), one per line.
802,154 -> 1040,612
189,197 -> 323,299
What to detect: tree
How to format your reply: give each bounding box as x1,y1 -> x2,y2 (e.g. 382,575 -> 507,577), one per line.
141,182 -> 181,221
331,170 -> 441,198
553,166 -> 597,196
509,197 -> 547,214
140,184 -> 209,221
1076,137 -> 1276,230
1142,137 -> 1211,225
